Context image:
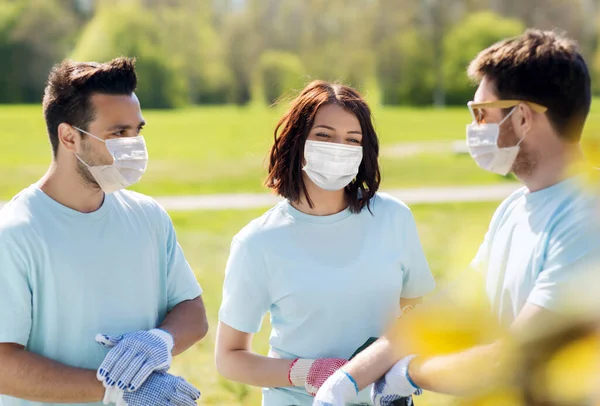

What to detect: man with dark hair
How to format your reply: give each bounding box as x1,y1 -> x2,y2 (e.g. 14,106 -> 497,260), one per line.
0,57 -> 207,406
314,29 -> 600,405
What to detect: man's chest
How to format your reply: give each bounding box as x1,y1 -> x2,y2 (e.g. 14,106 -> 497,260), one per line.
28,218 -> 167,311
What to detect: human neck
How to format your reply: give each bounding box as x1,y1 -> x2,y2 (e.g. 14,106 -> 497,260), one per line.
292,182 -> 349,216
38,159 -> 105,213
518,143 -> 585,192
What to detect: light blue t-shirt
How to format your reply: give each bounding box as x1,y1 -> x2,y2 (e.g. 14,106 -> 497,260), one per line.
471,175 -> 600,326
219,193 -> 436,406
0,185 -> 202,406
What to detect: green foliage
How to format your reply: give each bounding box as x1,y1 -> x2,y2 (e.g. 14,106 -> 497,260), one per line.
151,3 -> 233,104
222,13 -> 262,105
256,50 -> 305,105
442,11 -> 524,105
0,0 -> 79,103
0,1 -> 24,103
0,0 -> 597,107
377,30 -> 436,105
71,1 -> 187,109
593,43 -> 600,96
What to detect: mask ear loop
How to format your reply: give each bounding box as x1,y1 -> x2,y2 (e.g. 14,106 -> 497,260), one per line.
75,153 -> 92,169
498,106 -> 517,126
72,126 -> 105,143
516,130 -> 527,148
499,106 -> 526,148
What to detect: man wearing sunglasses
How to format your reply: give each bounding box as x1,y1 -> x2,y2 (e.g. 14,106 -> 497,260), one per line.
314,29 -> 600,405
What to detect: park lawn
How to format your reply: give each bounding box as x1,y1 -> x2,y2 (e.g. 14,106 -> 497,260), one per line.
1,102 -> 597,200
166,201 -> 498,405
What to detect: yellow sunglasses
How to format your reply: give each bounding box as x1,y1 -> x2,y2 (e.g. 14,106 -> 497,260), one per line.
468,100 -> 548,124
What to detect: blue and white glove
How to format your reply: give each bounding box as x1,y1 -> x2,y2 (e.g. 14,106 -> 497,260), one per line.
96,329 -> 174,393
312,369 -> 358,406
371,355 -> 422,406
114,372 -> 200,406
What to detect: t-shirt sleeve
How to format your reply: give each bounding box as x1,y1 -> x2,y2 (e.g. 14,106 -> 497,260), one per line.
527,211 -> 600,313
399,209 -> 436,298
0,231 -> 32,346
161,209 -> 202,311
219,236 -> 271,334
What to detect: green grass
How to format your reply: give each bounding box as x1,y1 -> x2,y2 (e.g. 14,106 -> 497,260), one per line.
167,201 -> 498,405
0,103 -> 581,200
2,102 -> 598,200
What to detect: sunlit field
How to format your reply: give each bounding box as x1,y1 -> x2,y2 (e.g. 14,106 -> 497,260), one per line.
2,101 -> 599,405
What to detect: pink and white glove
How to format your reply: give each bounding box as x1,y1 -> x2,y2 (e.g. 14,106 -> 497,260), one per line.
288,358 -> 349,396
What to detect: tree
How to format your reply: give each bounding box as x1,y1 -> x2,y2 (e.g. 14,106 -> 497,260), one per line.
593,42 -> 600,95
71,0 -> 187,109
0,0 -> 80,103
296,0 -> 376,90
142,0 -> 234,104
221,12 -> 262,105
256,50 -> 305,105
376,30 -> 436,105
442,11 -> 524,105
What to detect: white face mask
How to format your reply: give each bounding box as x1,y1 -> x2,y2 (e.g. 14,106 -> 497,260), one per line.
73,127 -> 149,194
302,140 -> 363,191
466,107 -> 523,176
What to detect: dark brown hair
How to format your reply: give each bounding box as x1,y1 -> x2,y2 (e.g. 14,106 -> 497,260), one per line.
468,29 -> 591,141
265,80 -> 381,214
42,57 -> 138,157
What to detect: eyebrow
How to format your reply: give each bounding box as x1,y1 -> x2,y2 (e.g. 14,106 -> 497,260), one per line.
313,124 -> 362,135
106,121 -> 146,131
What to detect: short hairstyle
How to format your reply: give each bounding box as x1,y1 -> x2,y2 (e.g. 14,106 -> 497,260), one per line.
42,57 -> 138,157
265,80 -> 381,214
468,29 -> 591,141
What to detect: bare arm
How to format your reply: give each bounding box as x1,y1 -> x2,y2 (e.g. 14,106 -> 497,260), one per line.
341,297 -> 423,390
407,342 -> 507,395
215,321 -> 294,388
343,336 -> 399,390
160,296 -> 208,356
0,343 -> 104,402
407,303 -> 556,395
343,301 -> 557,395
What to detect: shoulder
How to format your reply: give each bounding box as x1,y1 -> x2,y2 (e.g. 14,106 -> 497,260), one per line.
0,186 -> 42,238
0,187 -> 41,230
368,192 -> 413,218
487,185 -> 528,227
549,181 -> 600,233
232,201 -> 290,246
497,185 -> 528,212
113,189 -> 163,209
111,191 -> 177,239
112,190 -> 169,218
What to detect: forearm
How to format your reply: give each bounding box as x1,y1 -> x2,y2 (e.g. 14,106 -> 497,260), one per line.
217,350 -> 294,388
160,296 -> 208,356
409,341 -> 510,395
409,304 -> 558,395
342,299 -> 423,390
0,344 -> 104,403
342,336 -> 399,390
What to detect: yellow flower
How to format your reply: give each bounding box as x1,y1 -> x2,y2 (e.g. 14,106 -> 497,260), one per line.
530,329 -> 600,404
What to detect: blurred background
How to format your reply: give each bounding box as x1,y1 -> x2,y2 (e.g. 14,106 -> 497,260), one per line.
2,0 -> 600,107
1,0 -> 599,405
